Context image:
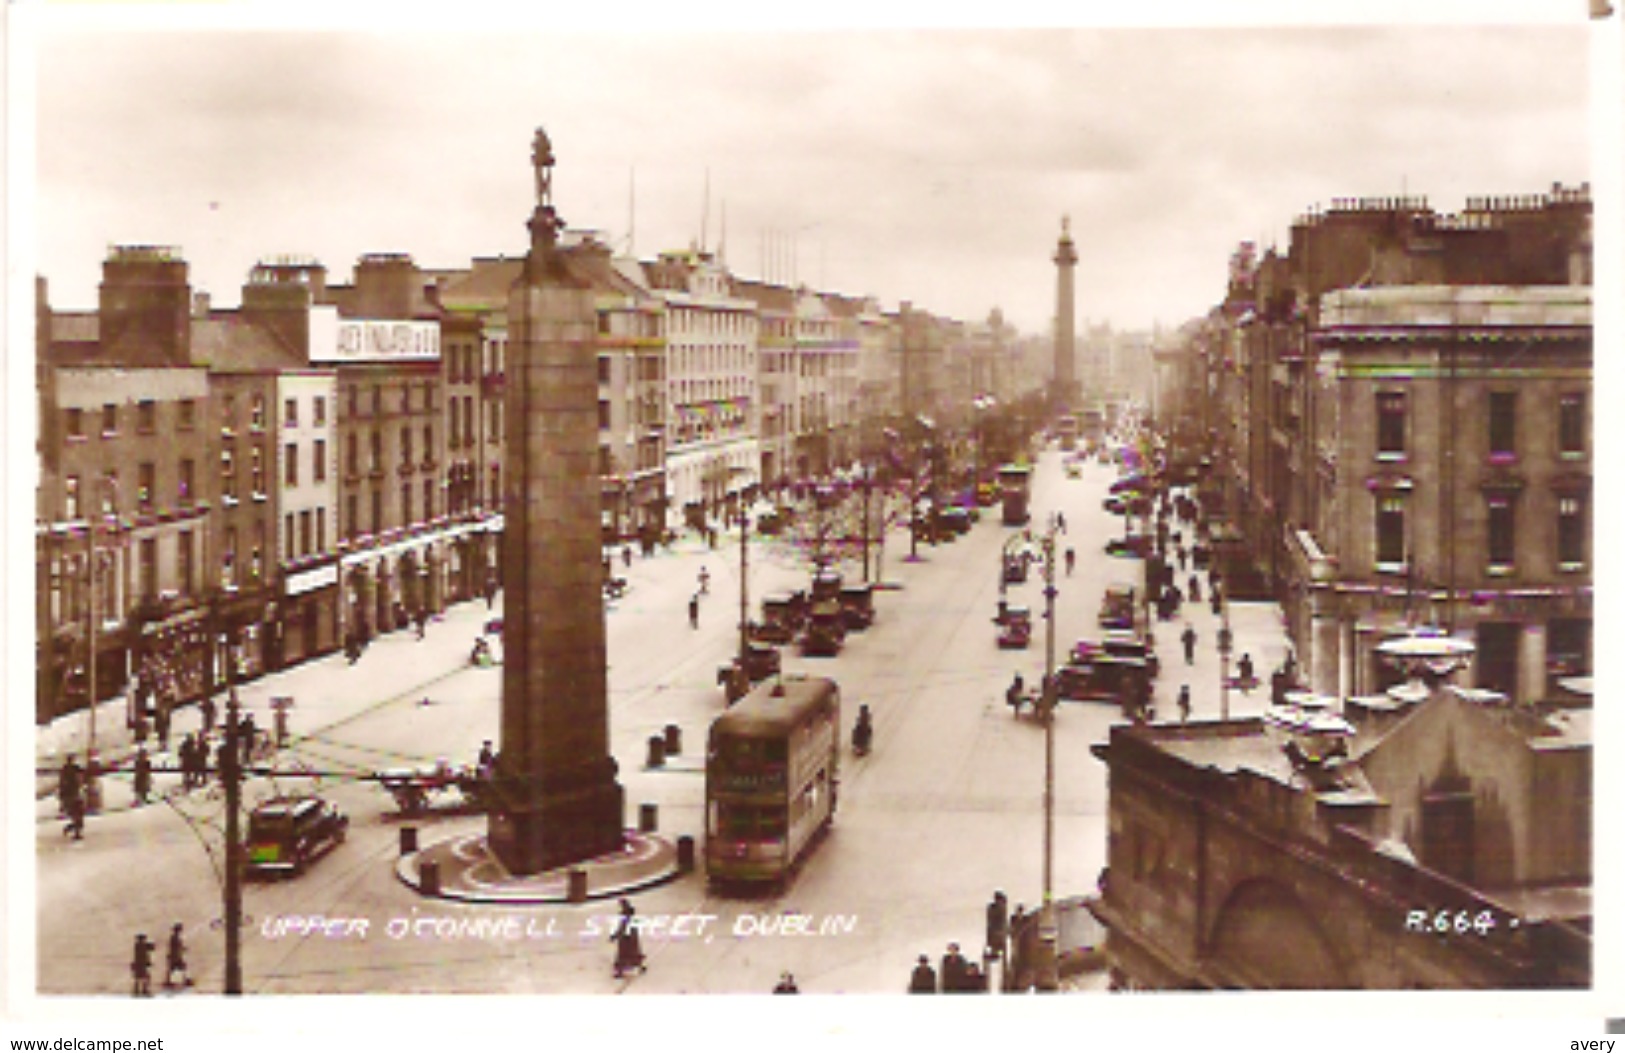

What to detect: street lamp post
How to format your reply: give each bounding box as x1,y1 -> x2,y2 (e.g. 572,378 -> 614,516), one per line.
738,505 -> 750,669
219,614 -> 244,995
1035,526 -> 1060,992
1218,616 -> 1233,721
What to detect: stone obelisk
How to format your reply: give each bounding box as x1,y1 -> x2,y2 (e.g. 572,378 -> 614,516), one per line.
488,128 -> 625,875
1053,216 -> 1078,413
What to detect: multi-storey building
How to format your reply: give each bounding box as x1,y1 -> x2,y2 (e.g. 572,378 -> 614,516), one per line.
1294,285 -> 1591,704
274,370 -> 340,663
1198,184 -> 1592,705
641,249 -> 759,528
736,279 -> 796,490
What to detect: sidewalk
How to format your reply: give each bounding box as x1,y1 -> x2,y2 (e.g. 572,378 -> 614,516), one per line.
34,593 -> 506,818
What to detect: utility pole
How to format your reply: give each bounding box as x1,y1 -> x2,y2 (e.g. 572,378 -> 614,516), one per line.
221,616 -> 243,996
1035,527 -> 1060,993
738,507 -> 750,667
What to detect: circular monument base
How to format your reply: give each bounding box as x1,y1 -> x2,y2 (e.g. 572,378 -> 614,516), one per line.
397,829 -> 682,904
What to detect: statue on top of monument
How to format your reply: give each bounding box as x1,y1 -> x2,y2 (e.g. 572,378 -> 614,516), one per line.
532,127 -> 554,209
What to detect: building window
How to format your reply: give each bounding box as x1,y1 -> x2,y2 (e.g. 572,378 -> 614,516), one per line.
402,484 -> 413,527
598,355 -> 612,382
370,430 -> 382,471
178,399 -> 196,430
179,459 -> 194,503
139,537 -> 157,601
423,479 -> 434,521
223,527 -> 237,589
1488,391 -> 1516,459
314,396 -> 327,427
285,514 -> 296,560
284,398 -> 298,428
251,395 -> 266,431
314,439 -> 327,483
316,507 -> 326,553
1557,495 -> 1585,568
401,426 -> 413,467
1487,496 -> 1515,570
221,449 -> 235,499
285,443 -> 299,487
1558,393 -> 1585,456
371,489 -> 382,534
102,403 -> 118,436
1376,495 -> 1405,567
137,462 -> 155,511
132,400 -> 155,434
251,447 -> 264,495
491,401 -> 502,440
598,400 -> 612,430
64,407 -> 84,440
347,386 -> 358,418
178,530 -> 193,596
345,496 -> 357,541
423,425 -> 433,463
251,523 -> 264,582
221,394 -> 236,433
491,466 -> 501,506
463,396 -> 474,445
65,476 -> 80,520
347,435 -> 358,476
102,470 -> 118,514
300,510 -> 313,557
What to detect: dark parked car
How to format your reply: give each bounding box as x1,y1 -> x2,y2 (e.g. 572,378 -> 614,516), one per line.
245,795 -> 348,878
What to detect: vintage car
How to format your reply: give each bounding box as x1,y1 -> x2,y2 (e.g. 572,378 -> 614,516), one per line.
1104,534 -> 1152,559
1056,653 -> 1149,704
838,584 -> 876,631
1098,584 -> 1138,630
1074,630 -> 1159,679
753,591 -> 808,644
997,606 -> 1033,649
801,601 -> 847,657
811,570 -> 844,604
245,795 -> 349,877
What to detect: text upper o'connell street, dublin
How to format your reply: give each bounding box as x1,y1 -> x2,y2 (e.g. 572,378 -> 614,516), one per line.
259,912 -> 861,943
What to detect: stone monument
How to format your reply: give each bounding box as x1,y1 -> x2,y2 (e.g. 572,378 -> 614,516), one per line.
487,128 -> 625,874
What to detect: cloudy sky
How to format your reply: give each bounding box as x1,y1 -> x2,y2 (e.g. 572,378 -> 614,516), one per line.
25,5 -> 1599,337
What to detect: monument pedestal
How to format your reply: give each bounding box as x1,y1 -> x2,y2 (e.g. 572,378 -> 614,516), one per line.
489,758 -> 624,875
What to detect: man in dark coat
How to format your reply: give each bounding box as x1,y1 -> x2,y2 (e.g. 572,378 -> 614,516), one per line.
133,747 -> 153,804
985,891 -> 1009,962
165,923 -> 191,988
1182,624 -> 1197,665
130,933 -> 154,997
611,898 -> 647,978
940,942 -> 970,993
908,954 -> 937,993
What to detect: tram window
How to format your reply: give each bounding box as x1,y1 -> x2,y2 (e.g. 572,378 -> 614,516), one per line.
719,804 -> 786,839
721,737 -> 788,766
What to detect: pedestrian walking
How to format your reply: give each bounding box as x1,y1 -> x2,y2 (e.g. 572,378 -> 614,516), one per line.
698,565 -> 710,595
1188,573 -> 1202,603
1182,624 -> 1197,665
1008,906 -> 1031,991
484,572 -> 498,610
130,933 -> 155,997
622,545 -> 632,569
1065,547 -> 1076,577
1057,511 -> 1067,534
773,972 -> 800,994
165,923 -> 191,989
1210,584 -> 1223,617
215,737 -> 234,787
177,735 -> 195,790
200,694 -> 216,739
238,713 -> 258,765
1178,684 -> 1192,722
908,954 -> 938,994
154,701 -> 171,753
1238,652 -> 1255,691
415,607 -> 427,640
985,890 -> 1010,962
689,595 -> 700,630
133,747 -> 153,805
59,755 -> 86,840
610,898 -> 647,978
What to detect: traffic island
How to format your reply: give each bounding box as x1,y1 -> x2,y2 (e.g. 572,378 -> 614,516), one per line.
396,828 -> 682,904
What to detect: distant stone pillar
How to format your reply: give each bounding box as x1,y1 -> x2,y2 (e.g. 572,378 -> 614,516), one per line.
1053,217 -> 1078,413
488,128 -> 624,876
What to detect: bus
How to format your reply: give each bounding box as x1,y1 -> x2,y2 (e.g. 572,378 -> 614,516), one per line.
1055,414 -> 1080,452
999,464 -> 1032,526
705,675 -> 841,885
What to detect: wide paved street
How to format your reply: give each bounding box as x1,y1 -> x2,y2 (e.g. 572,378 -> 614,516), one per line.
35,442 -> 1289,995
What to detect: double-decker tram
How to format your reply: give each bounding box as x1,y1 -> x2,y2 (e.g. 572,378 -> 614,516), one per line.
705,675 -> 841,886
